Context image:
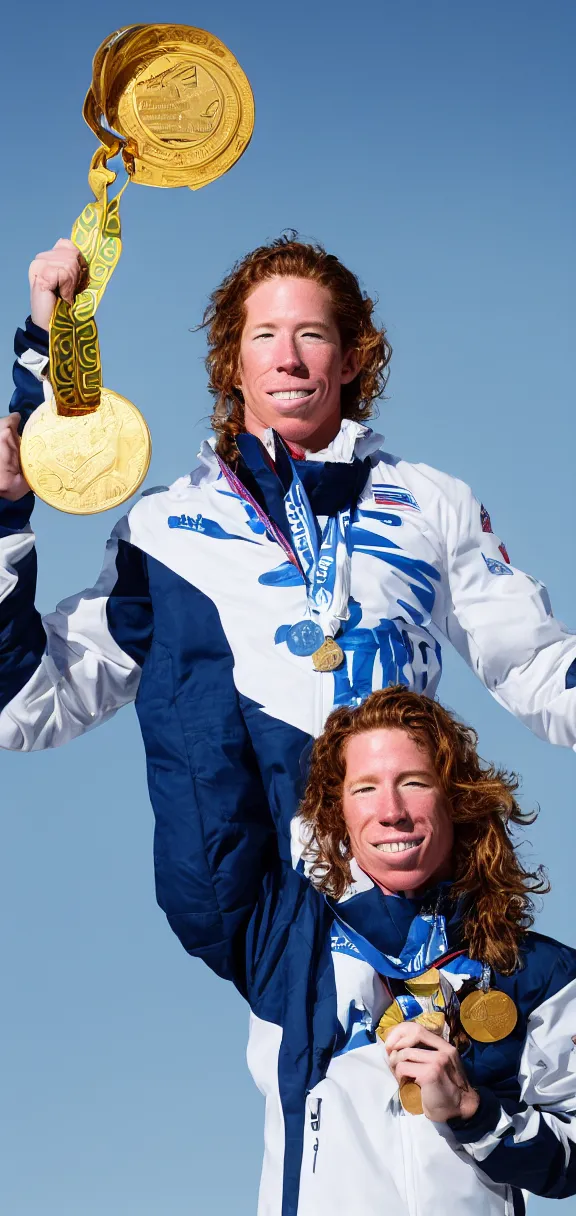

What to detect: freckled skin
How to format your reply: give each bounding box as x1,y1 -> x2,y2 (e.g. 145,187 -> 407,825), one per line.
342,728 -> 454,896
238,277 -> 359,452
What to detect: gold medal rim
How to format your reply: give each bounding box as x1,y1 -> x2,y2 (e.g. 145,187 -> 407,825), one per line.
459,989 -> 518,1043
20,390 -> 152,516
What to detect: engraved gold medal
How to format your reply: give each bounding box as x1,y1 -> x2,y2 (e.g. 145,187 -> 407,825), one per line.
21,390 -> 150,514
83,24 -> 254,190
459,989 -> 518,1043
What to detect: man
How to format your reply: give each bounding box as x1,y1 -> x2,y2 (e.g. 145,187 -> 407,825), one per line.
142,683 -> 576,1215
1,235 -> 575,863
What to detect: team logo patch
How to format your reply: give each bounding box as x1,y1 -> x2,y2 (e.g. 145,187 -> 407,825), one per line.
372,484 -> 420,511
483,553 -> 513,576
480,504 -> 493,533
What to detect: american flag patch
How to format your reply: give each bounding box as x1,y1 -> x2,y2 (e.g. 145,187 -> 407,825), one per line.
372,484 -> 420,511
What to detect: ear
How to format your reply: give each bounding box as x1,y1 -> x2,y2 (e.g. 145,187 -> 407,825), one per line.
341,348 -> 360,385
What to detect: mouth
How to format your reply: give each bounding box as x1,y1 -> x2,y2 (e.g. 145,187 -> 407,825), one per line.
373,838 -> 424,854
268,389 -> 316,402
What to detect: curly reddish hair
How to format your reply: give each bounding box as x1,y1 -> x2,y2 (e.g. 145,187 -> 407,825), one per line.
299,687 -> 548,974
201,233 -> 391,465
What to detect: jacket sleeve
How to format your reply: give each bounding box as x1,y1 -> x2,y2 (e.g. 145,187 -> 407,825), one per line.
448,976 -> 576,1197
433,474 -> 576,749
0,494 -> 151,750
154,725 -> 311,1018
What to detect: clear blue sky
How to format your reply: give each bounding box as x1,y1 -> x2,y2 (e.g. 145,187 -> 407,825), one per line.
0,1 -> 574,1212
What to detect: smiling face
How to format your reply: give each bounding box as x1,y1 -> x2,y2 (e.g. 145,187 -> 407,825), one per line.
237,276 -> 359,452
342,728 -> 454,896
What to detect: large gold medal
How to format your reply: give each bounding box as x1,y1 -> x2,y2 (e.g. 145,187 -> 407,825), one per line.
21,390 -> 150,515
459,989 -> 518,1043
84,25 -> 254,190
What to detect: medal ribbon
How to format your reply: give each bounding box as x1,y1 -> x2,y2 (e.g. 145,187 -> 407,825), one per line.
215,452 -> 300,569
49,146 -> 129,417
283,459 -> 352,639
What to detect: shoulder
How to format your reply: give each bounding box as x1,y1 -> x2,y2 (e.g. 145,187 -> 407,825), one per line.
368,448 -> 474,502
367,450 -> 478,517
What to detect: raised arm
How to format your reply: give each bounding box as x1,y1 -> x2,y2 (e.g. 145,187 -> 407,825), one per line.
0,239 -> 153,749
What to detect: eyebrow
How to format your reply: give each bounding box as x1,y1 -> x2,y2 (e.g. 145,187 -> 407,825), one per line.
249,320 -> 332,331
346,769 -> 434,784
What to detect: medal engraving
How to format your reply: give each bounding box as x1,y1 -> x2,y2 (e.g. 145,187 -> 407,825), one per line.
86,24 -> 254,190
459,989 -> 518,1043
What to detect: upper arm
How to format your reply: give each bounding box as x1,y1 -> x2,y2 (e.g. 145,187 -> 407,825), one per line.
430,472 -> 576,745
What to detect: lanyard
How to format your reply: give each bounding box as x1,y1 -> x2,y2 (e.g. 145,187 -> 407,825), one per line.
215,451 -> 299,570
284,459 -> 352,638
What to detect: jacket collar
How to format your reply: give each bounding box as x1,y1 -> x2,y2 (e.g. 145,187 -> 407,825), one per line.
193,418 -> 385,487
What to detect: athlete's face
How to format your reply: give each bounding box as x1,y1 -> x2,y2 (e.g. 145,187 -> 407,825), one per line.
238,277 -> 358,452
342,729 -> 454,897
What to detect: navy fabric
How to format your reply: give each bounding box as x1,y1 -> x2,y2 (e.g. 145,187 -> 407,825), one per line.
0,494 -> 45,710
566,657 -> 576,689
236,433 -> 294,547
11,318 -> 48,430
0,493 -> 35,537
106,540 -> 154,668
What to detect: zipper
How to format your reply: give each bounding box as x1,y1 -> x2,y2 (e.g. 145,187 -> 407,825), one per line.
398,1099 -> 418,1216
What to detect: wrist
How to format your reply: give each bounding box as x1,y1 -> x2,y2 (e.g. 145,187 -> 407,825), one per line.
457,1087 -> 480,1121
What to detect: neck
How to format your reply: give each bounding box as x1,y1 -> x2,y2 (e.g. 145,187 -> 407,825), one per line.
243,408 -> 342,455
362,865 -> 453,900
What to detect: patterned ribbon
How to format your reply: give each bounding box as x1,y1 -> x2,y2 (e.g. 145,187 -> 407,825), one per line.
49,146 -> 128,416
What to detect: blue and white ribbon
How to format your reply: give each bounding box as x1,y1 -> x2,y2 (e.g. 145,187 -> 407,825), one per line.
284,461 -> 352,640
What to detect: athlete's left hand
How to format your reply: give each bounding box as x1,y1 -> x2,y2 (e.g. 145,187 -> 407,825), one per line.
385,1022 -> 480,1122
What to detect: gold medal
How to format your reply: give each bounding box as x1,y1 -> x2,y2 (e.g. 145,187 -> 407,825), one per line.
404,968 -> 441,998
312,637 -> 345,672
399,1079 -> 423,1116
21,390 -> 151,515
83,25 -> 254,190
376,999 -> 404,1043
459,989 -> 518,1043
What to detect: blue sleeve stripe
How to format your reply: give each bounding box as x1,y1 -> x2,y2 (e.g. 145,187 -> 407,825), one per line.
0,545 -> 46,712
14,318 -> 49,360
105,539 -> 153,667
11,319 -> 49,429
0,493 -> 35,537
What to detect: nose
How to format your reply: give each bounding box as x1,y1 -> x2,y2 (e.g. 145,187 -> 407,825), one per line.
375,786 -> 411,826
275,333 -> 307,376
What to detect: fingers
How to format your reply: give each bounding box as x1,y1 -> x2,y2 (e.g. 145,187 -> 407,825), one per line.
29,240 -> 86,307
0,413 -> 21,435
385,1023 -> 446,1053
